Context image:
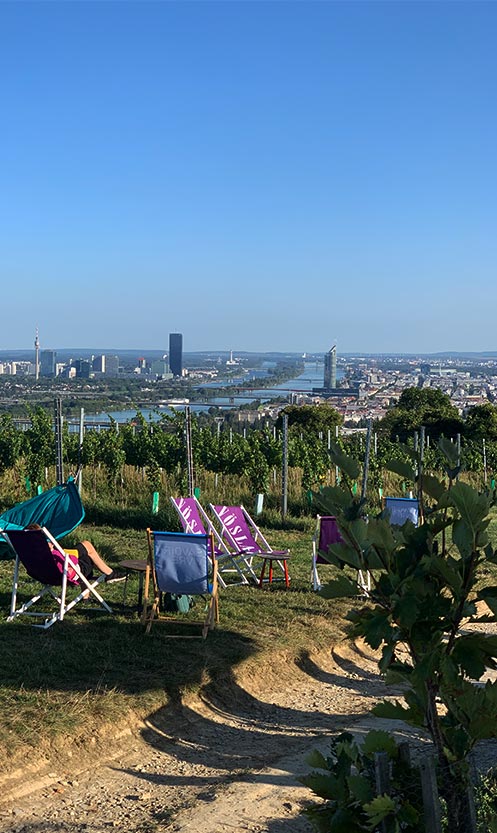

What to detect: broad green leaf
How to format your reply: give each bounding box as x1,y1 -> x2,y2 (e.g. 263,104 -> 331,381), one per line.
365,519 -> 396,555
305,749 -> 328,770
348,518 -> 369,545
452,518 -> 474,559
361,730 -> 398,758
363,545 -> 386,570
430,556 -> 462,594
397,802 -> 421,826
421,474 -> 446,501
327,542 -> 361,570
327,807 -> 364,833
362,611 -> 394,649
317,485 -> 352,511
372,700 -> 411,720
384,459 -> 416,482
363,794 -> 396,825
438,436 -> 460,468
445,481 -> 490,532
328,444 -> 362,480
452,634 -> 497,679
392,594 -> 419,629
300,772 -> 344,801
346,774 -> 373,804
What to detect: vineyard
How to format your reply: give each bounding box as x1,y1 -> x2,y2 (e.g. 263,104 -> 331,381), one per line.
0,394 -> 495,524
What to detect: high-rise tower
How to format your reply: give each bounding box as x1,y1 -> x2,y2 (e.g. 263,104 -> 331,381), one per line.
34,328 -> 40,380
324,345 -> 337,390
169,333 -> 183,377
40,349 -> 57,377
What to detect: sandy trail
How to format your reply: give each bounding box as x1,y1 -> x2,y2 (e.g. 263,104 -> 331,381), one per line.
1,634 -> 495,833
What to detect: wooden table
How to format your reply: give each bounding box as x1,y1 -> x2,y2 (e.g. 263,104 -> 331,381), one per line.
119,559 -> 147,609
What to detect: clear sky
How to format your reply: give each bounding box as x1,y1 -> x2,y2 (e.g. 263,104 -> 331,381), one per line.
1,1 -> 495,354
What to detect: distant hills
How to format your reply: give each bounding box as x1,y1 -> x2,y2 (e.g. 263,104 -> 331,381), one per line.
0,348 -> 496,363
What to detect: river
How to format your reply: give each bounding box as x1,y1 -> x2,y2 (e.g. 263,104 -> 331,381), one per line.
81,362 -> 344,426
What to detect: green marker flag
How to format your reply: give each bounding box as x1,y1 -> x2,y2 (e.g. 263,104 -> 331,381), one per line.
25,477 -> 31,494
492,479 -> 496,490
307,490 -> 313,505
152,491 -> 159,515
194,487 -> 201,499
379,487 -> 383,498
352,482 -> 358,495
402,481 -> 406,494
37,485 -> 43,496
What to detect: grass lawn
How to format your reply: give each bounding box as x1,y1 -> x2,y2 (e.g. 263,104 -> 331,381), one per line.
3,506 -> 497,772
0,520 -> 351,767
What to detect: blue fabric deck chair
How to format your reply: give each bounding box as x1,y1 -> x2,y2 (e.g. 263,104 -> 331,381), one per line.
0,479 -> 85,559
142,530 -> 219,638
383,496 -> 419,527
5,527 -> 112,629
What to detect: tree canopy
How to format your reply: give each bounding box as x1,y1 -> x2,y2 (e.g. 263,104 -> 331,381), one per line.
277,404 -> 343,434
464,402 -> 497,441
378,387 -> 463,442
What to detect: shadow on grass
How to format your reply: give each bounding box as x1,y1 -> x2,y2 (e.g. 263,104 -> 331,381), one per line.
0,617 -> 258,699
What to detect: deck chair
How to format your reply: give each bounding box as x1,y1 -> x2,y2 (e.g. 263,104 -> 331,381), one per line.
311,515 -> 344,592
311,515 -> 370,595
210,504 -> 291,588
4,527 -> 112,629
0,478 -> 85,560
142,530 -> 219,638
383,497 -> 419,527
170,496 -> 258,587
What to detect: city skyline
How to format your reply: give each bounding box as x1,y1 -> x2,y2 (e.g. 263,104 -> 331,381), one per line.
1,2 -> 496,353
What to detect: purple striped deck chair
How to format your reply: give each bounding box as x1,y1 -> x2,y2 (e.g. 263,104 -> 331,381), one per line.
311,515 -> 370,595
170,496 -> 256,587
4,527 -> 112,629
210,504 -> 291,587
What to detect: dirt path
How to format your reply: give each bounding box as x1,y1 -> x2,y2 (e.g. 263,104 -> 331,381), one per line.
1,633 -> 495,833
0,640 -> 402,833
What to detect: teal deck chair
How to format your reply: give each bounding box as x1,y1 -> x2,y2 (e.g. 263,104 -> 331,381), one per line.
0,479 -> 85,559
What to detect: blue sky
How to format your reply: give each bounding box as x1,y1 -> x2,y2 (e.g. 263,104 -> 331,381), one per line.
1,1 -> 495,354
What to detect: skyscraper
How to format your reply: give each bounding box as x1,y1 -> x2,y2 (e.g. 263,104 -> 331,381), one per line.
34,328 -> 40,380
324,345 -> 337,390
169,333 -> 183,376
40,349 -> 57,377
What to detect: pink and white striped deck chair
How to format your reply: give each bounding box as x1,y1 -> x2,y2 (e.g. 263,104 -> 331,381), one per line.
170,497 -> 256,587
210,505 -> 291,588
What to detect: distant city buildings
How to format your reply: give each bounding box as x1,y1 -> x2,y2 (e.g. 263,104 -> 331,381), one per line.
151,356 -> 173,379
104,355 -> 120,377
0,361 -> 33,375
169,333 -> 183,377
92,355 -> 106,374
